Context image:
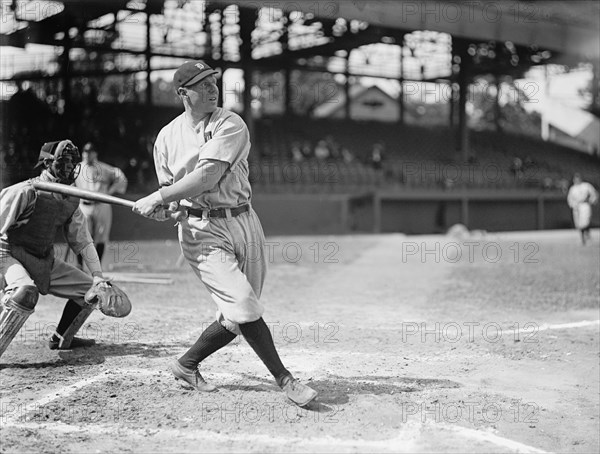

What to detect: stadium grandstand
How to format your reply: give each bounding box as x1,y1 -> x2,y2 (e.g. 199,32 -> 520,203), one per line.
1,0 -> 599,234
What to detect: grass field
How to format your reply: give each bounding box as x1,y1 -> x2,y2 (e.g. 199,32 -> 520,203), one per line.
1,230 -> 599,453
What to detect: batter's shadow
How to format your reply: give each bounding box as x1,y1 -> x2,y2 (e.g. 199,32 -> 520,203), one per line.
302,375 -> 462,406
216,373 -> 460,411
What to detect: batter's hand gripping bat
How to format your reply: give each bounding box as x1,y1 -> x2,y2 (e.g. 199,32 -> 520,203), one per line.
32,181 -> 187,222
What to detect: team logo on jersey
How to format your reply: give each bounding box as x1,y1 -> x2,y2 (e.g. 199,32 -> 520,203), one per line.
195,63 -> 205,70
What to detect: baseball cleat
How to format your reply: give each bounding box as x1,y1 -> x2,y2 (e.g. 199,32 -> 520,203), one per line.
279,375 -> 318,407
48,336 -> 96,350
170,359 -> 216,392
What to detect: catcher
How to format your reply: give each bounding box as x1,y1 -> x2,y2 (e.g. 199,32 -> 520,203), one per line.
0,140 -> 131,358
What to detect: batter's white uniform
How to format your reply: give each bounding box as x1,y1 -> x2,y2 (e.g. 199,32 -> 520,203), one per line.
75,160 -> 128,244
567,181 -> 598,229
154,107 -> 265,334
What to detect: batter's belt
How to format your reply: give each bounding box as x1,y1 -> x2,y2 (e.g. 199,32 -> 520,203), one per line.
187,204 -> 249,219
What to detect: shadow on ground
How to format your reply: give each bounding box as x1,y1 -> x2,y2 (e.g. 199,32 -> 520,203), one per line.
219,373 -> 461,407
311,375 -> 462,405
0,341 -> 189,370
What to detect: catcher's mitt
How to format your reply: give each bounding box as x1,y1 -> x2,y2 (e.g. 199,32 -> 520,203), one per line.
85,280 -> 132,318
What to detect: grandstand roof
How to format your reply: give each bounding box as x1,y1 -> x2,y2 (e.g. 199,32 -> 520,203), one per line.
0,0 -> 163,50
1,1 -> 597,84
3,1 -> 598,61
216,0 -> 600,63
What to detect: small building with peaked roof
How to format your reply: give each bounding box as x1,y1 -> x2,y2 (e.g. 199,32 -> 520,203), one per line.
313,85 -> 400,122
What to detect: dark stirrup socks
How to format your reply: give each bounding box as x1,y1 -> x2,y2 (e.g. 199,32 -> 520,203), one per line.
178,318 -> 292,386
178,320 -> 237,370
239,317 -> 291,386
52,299 -> 83,341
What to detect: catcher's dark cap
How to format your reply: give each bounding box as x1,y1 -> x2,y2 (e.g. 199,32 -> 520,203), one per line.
35,140 -> 80,168
173,60 -> 220,88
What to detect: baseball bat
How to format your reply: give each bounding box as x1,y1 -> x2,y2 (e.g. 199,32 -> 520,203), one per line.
32,181 -> 187,221
33,181 -> 136,208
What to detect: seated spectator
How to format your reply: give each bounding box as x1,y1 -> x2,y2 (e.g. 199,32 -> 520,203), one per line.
261,143 -> 274,160
124,158 -> 141,192
370,142 -> 385,170
138,160 -> 155,191
523,155 -> 535,169
442,177 -> 455,190
301,140 -> 313,159
314,140 -> 330,161
325,134 -> 341,160
290,141 -> 304,163
341,147 -> 354,164
2,141 -> 22,187
510,156 -> 523,180
556,178 -> 570,194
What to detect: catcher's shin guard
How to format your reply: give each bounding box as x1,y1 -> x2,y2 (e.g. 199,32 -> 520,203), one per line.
0,286 -> 39,357
53,304 -> 95,349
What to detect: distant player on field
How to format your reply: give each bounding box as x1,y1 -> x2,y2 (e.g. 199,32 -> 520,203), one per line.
567,173 -> 598,245
75,142 -> 128,266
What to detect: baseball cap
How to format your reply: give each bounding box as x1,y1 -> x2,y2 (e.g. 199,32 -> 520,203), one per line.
35,140 -> 80,168
173,60 -> 220,88
83,142 -> 97,153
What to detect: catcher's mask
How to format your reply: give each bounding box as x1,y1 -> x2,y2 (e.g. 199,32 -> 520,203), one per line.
35,140 -> 81,184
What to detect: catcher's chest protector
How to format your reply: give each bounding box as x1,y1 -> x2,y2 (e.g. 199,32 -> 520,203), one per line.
7,187 -> 80,258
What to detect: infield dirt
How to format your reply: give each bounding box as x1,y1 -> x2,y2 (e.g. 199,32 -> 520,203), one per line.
1,231 -> 598,453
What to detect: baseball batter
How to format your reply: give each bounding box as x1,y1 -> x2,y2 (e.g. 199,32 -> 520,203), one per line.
133,60 -> 318,406
0,140 -> 117,356
567,173 -> 598,245
75,142 -> 128,263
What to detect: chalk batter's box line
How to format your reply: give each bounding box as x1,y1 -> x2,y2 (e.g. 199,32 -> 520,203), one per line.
2,417 -> 547,453
1,368 -> 547,453
0,369 -> 280,424
1,420 -> 422,452
376,319 -> 600,334
1,369 -> 153,424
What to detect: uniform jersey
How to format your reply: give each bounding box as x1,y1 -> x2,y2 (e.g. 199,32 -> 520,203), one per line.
154,107 -> 251,209
75,160 -> 127,244
75,161 -> 127,195
153,107 -> 265,334
567,181 -> 598,230
567,182 -> 598,208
